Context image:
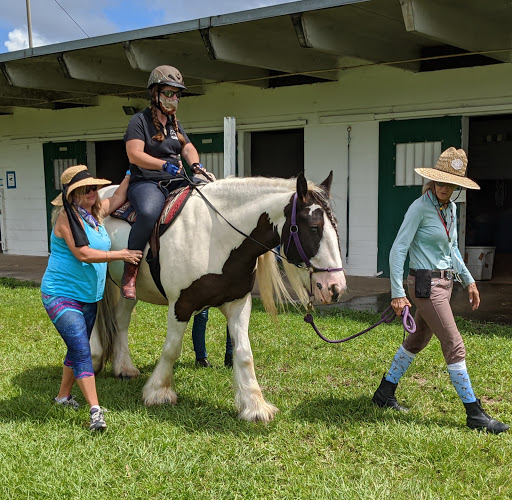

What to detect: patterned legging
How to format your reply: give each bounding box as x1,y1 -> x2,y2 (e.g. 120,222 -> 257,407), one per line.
42,293 -> 97,379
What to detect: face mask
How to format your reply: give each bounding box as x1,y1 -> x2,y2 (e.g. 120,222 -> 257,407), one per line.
159,94 -> 178,114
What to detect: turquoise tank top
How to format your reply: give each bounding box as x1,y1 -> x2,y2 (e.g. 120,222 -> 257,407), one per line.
41,217 -> 111,303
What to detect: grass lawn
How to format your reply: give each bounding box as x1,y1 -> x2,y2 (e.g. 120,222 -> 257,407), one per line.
0,277 -> 511,499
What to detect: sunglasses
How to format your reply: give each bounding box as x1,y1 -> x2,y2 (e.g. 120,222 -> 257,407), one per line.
76,185 -> 98,195
160,90 -> 182,98
435,181 -> 457,189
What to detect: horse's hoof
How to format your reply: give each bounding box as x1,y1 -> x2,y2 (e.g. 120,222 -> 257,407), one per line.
114,367 -> 141,379
239,401 -> 279,423
143,388 -> 178,407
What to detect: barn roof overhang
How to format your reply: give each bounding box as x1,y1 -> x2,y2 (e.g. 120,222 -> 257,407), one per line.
0,0 -> 510,112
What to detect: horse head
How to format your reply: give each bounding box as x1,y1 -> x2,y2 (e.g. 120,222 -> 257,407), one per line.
280,171 -> 346,305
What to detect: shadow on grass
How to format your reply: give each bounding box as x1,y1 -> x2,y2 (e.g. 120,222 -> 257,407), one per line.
0,277 -> 40,288
0,364 -> 274,436
291,394 -> 459,431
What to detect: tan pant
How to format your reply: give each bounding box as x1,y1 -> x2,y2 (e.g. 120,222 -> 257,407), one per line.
402,275 -> 466,365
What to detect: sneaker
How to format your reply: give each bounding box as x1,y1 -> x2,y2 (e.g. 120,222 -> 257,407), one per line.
54,395 -> 80,409
89,408 -> 107,432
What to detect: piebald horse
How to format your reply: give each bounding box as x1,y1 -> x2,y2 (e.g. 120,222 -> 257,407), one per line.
91,172 -> 346,422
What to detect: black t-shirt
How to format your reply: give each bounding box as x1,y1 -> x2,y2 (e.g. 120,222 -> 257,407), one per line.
124,107 -> 191,183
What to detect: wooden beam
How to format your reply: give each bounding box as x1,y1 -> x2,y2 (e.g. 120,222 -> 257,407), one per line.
400,0 -> 511,62
124,36 -> 269,88
203,20 -> 340,81
292,10 -> 423,67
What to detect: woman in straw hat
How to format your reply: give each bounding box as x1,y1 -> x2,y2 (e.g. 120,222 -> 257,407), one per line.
371,147 -> 508,434
41,165 -> 143,432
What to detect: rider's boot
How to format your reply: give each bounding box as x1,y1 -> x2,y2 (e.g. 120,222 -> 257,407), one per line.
121,262 -> 139,300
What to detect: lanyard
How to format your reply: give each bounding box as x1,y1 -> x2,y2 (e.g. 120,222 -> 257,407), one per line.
427,192 -> 453,242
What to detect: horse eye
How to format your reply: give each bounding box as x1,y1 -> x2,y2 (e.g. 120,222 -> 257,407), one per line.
310,226 -> 319,233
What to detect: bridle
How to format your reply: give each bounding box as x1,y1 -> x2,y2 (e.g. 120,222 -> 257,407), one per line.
284,192 -> 344,308
284,192 -> 416,342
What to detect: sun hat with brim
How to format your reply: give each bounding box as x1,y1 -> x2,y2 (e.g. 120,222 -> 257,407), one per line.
51,165 -> 111,206
414,147 -> 480,190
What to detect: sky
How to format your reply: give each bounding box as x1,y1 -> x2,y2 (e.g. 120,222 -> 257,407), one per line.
0,0 -> 298,54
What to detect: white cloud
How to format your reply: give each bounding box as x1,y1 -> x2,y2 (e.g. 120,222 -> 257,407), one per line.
4,28 -> 50,52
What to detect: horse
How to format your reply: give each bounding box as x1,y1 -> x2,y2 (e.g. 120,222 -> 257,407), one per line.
90,172 -> 346,423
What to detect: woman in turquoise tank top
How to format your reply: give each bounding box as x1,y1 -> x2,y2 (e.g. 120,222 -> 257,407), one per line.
41,165 -> 143,432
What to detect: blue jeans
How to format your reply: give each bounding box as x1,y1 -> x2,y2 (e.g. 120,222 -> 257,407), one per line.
127,181 -> 167,251
191,309 -> 233,359
127,177 -> 198,250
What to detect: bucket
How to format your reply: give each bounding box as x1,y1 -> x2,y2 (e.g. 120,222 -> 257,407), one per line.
464,246 -> 496,281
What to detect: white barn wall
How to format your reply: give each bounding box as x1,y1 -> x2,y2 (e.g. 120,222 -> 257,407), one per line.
1,61 -> 512,268
0,143 -> 46,255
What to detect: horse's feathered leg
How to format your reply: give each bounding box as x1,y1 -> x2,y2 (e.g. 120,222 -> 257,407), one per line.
222,294 -> 278,423
112,297 -> 140,379
142,304 -> 186,406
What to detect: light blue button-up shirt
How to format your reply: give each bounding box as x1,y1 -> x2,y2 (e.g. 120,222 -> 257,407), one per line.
389,190 -> 474,298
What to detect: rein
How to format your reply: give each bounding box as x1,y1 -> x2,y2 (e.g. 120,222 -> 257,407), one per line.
304,305 -> 416,344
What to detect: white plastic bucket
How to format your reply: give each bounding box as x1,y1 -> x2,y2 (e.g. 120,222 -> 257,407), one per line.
464,246 -> 496,281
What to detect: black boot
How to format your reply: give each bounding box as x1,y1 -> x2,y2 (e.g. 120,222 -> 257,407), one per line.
372,375 -> 409,412
224,352 -> 233,368
195,357 -> 212,368
464,399 -> 509,434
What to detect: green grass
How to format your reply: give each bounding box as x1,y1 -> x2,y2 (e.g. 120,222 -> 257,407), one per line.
1,277 -> 511,499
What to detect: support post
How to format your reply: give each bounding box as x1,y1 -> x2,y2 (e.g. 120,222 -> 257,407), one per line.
224,117 -> 236,178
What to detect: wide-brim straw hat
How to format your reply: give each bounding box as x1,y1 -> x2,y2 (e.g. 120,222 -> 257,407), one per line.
51,165 -> 111,206
414,147 -> 480,190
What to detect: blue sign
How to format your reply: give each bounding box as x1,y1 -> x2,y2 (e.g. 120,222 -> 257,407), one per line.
6,171 -> 16,189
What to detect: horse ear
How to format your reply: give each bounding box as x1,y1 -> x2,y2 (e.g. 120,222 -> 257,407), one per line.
296,172 -> 308,201
320,171 -> 333,195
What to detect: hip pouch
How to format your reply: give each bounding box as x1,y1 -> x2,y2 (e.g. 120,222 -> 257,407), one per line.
414,269 -> 432,298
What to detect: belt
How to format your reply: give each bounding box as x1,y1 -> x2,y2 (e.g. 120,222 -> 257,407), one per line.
409,269 -> 454,279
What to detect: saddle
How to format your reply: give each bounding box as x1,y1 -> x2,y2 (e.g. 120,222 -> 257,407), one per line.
111,186 -> 192,297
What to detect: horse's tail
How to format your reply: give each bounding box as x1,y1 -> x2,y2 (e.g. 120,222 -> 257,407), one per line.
95,277 -> 120,370
256,251 -> 297,319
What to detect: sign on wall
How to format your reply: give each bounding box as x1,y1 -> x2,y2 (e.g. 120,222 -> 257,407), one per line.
6,171 -> 16,189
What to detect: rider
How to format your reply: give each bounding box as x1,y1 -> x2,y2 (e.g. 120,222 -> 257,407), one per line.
122,65 -> 206,300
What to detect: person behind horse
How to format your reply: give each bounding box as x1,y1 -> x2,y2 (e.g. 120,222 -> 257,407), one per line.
122,65 -> 207,300
41,165 -> 143,431
192,309 -> 233,368
372,147 -> 508,434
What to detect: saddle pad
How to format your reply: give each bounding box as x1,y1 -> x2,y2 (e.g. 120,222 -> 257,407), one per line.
111,186 -> 190,230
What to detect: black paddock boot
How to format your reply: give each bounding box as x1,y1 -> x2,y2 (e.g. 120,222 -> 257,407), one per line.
224,352 -> 233,368
195,358 -> 212,368
372,375 -> 409,412
464,399 -> 509,434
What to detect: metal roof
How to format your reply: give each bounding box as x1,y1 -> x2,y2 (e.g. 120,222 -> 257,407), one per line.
0,0 -> 510,111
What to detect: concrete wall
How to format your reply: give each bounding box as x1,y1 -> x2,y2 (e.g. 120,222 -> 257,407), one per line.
1,61 -> 512,272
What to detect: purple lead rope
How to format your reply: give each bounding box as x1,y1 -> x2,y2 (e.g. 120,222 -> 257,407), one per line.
304,305 -> 416,344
